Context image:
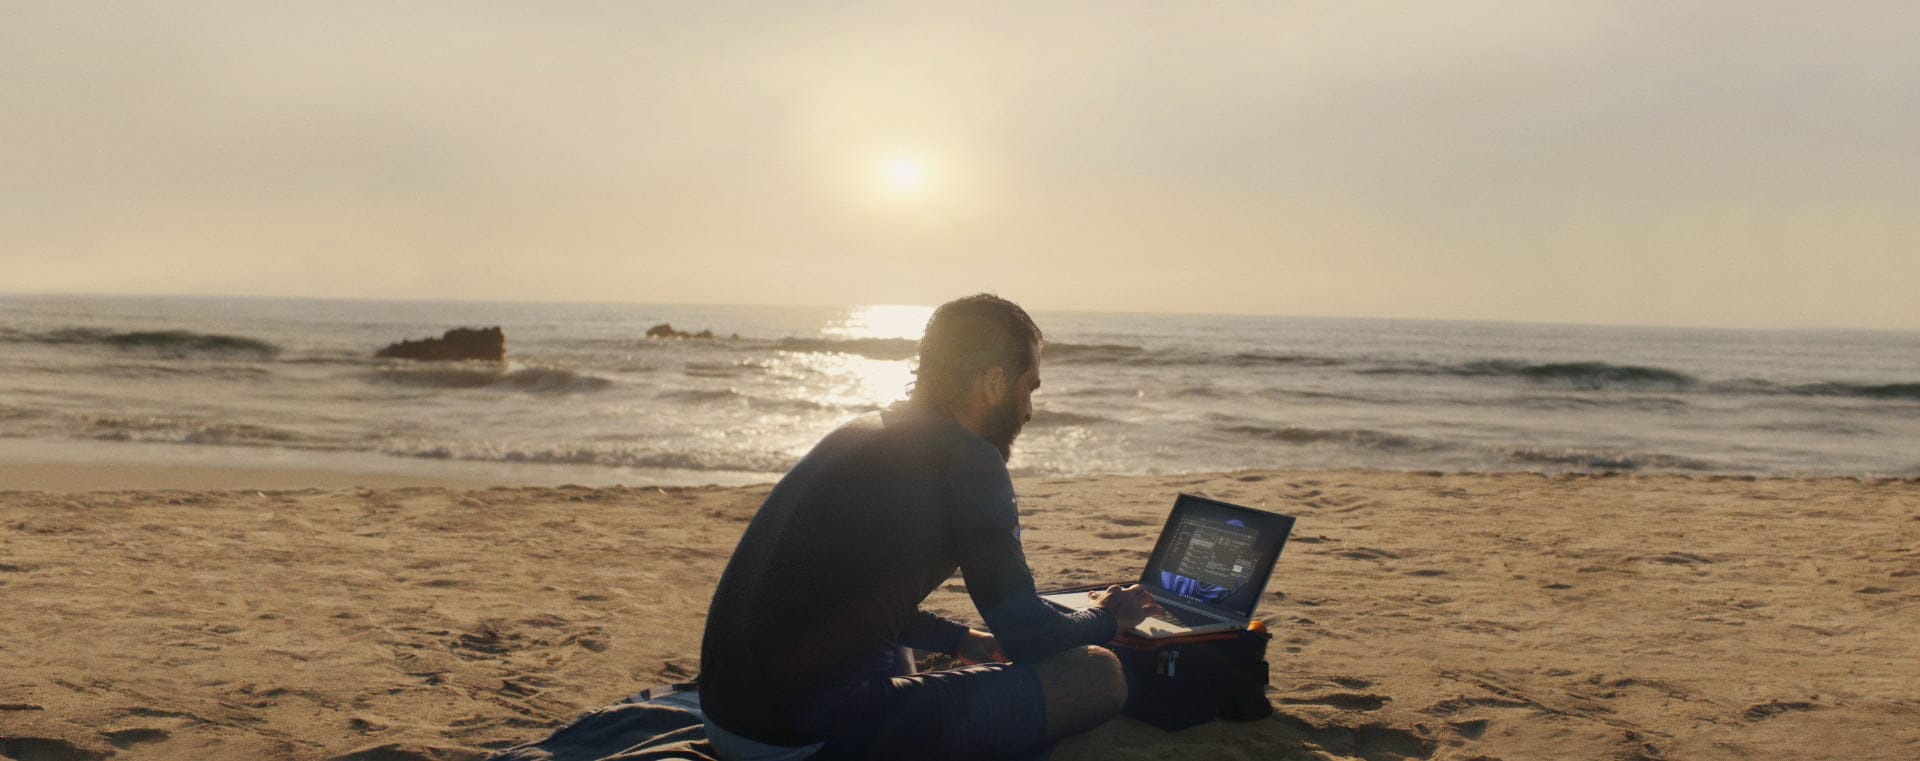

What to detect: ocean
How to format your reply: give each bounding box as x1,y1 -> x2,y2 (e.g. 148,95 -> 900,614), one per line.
2,294 -> 1915,485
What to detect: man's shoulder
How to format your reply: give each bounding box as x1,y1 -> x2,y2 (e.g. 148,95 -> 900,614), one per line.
811,404 -> 1002,473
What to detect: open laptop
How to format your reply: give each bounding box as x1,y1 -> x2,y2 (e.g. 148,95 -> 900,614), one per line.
1040,493 -> 1296,639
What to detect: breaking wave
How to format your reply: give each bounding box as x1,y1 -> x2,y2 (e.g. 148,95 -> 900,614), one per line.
1787,381 -> 1920,401
79,414 -> 310,446
1363,359 -> 1697,389
773,337 -> 919,360
1029,410 -> 1122,428
1501,447 -> 1719,472
11,327 -> 282,358
1045,343 -> 1148,363
656,388 -> 852,412
1219,424 -> 1439,452
393,444 -> 791,473
1708,379 -> 1920,401
372,366 -> 614,393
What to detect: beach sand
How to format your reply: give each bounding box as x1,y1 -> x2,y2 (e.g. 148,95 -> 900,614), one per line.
2,470 -> 1916,760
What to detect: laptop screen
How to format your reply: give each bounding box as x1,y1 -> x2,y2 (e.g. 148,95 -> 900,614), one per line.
1137,493 -> 1296,620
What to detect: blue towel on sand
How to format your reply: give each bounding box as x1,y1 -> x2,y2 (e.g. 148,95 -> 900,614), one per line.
487,683 -> 720,761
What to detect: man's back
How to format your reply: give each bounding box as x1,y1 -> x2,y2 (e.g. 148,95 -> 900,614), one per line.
699,404 -> 1008,743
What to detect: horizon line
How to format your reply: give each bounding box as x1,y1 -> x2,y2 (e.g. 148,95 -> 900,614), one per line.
1,288 -> 1915,337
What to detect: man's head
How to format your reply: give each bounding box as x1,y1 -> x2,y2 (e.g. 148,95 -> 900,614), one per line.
911,293 -> 1043,460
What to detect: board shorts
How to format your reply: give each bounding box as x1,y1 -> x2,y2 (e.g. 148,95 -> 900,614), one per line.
706,654 -> 1050,761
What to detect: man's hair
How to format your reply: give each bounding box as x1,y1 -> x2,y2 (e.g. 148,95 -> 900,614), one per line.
910,293 -> 1042,413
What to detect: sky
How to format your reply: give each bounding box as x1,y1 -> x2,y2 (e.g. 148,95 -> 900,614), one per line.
2,2 -> 1916,330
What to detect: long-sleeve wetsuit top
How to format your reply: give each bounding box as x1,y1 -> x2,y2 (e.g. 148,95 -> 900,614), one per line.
698,403 -> 1118,745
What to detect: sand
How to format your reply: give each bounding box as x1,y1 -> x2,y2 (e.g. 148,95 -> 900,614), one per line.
1,470 -> 1916,760
0,461 -> 482,493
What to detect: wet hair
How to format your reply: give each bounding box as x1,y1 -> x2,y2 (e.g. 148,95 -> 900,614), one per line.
910,293 -> 1042,413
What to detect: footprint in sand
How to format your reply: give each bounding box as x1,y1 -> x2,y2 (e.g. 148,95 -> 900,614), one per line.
1743,699 -> 1820,720
1447,718 -> 1490,739
1337,547 -> 1400,561
1279,691 -> 1391,711
1642,552 -> 1714,566
327,741 -> 472,761
102,727 -> 170,749
0,736 -> 111,760
1271,713 -> 1437,761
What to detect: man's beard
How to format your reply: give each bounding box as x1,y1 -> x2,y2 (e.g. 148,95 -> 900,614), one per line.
980,393 -> 1026,463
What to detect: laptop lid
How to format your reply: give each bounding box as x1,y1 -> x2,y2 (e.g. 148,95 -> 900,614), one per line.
1137,493 -> 1296,623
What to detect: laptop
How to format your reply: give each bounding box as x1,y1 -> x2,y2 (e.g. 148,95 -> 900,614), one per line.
1040,493 -> 1296,639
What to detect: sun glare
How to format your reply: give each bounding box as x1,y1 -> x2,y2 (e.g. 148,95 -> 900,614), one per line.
879,155 -> 928,196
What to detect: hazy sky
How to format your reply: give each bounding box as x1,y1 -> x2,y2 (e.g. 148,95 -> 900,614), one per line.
3,2 -> 1916,330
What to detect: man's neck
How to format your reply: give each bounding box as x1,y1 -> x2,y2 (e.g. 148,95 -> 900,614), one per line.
904,396 -> 987,439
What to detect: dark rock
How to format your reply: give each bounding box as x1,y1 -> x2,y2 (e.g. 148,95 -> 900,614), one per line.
646,323 -> 720,340
375,327 -> 505,362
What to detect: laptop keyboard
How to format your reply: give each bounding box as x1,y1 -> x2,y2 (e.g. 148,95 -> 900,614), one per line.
1149,604 -> 1223,628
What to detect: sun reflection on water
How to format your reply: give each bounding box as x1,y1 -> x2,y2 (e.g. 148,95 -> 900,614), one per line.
777,352 -> 917,411
744,306 -> 932,433
823,304 -> 934,340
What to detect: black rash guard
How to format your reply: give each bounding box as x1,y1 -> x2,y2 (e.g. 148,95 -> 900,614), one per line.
698,402 -> 1117,745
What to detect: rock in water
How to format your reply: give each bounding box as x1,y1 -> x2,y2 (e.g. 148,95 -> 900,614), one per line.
375,327 -> 506,361
646,323 -> 719,340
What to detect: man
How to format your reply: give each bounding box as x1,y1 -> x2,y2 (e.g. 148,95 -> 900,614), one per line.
698,294 -> 1159,760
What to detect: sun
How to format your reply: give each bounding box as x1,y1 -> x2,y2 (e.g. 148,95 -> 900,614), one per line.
879,155 -> 928,196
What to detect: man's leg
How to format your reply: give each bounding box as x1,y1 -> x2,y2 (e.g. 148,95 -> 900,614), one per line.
1030,645 -> 1126,744
814,645 -> 1125,760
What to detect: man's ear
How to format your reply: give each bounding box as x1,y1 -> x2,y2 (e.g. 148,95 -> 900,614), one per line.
976,365 -> 1008,405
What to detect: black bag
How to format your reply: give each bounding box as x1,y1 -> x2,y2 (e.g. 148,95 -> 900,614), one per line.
1105,624 -> 1274,731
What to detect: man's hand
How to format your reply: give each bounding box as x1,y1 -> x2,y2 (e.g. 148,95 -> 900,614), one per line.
1090,584 -> 1161,631
956,629 -> 1006,665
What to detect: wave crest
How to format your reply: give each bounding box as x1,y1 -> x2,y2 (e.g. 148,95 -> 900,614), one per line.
774,337 -> 918,360
1503,447 -> 1717,472
1790,381 -> 1920,401
1220,424 -> 1435,452
1365,359 -> 1696,389
83,415 -> 307,446
373,365 -> 614,393
1029,410 -> 1121,427
393,444 -> 790,473
15,327 -> 281,358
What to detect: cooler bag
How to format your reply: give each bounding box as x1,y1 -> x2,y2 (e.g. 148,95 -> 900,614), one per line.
1105,622 -> 1274,731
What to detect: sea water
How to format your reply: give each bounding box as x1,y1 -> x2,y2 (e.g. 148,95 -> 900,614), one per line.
1,294 -> 1915,485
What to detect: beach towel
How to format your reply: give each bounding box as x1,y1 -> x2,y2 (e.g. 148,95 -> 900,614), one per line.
487,682 -> 720,761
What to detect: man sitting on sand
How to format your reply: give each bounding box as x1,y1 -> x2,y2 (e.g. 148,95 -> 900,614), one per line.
698,294 -> 1159,760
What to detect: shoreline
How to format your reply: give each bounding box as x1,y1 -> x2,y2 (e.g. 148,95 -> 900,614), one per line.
0,437 -> 782,491
0,460 -> 489,492
4,439 -> 1912,495
2,471 -> 1916,760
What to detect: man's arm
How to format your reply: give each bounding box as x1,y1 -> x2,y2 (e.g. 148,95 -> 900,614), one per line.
947,447 -> 1118,662
896,609 -> 969,655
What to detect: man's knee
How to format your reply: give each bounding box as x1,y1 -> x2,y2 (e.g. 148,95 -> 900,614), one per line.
1055,645 -> 1125,701
1033,645 -> 1126,740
